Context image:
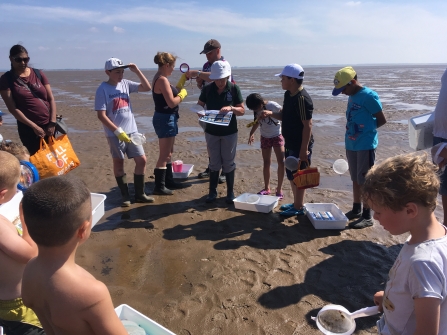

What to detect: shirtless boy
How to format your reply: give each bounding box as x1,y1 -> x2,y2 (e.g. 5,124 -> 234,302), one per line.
0,151 -> 42,334
21,175 -> 127,335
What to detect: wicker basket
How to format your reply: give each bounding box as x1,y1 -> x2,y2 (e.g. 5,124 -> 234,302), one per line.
293,163 -> 320,190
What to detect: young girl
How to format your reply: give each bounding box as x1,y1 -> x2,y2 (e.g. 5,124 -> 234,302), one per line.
246,93 -> 285,199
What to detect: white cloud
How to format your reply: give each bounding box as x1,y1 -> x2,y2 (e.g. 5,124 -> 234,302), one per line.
38,46 -> 49,51
89,27 -> 99,33
113,26 -> 125,33
345,1 -> 361,6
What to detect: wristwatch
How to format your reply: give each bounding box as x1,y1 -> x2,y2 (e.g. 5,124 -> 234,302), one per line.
197,70 -> 201,78
48,121 -> 56,126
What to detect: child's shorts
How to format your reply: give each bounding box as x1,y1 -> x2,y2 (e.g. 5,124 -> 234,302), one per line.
261,135 -> 285,149
153,112 -> 179,139
106,136 -> 145,159
0,297 -> 43,332
346,149 -> 375,185
285,148 -> 313,181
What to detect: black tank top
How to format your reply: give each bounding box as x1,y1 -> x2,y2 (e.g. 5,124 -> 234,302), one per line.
152,75 -> 179,114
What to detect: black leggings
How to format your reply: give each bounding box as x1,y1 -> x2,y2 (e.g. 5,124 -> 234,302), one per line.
17,121 -> 49,156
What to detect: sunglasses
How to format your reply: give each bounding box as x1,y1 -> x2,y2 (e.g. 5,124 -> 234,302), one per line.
13,57 -> 30,63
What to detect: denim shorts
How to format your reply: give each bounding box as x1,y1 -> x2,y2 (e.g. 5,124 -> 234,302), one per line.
434,136 -> 447,195
285,147 -> 313,181
153,112 -> 178,139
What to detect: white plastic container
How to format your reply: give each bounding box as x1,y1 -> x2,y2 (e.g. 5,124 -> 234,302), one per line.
304,203 -> 348,229
172,164 -> 193,179
91,193 -> 106,228
233,193 -> 279,213
0,192 -> 106,229
115,304 -> 176,335
408,112 -> 434,150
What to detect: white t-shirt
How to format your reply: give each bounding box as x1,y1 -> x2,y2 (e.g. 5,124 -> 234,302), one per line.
254,101 -> 282,138
94,79 -> 139,137
433,68 -> 447,139
377,227 -> 447,335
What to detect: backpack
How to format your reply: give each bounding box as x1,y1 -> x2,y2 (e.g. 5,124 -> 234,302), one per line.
4,68 -> 42,90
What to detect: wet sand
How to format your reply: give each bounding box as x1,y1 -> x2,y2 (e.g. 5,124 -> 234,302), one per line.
0,68 -> 444,335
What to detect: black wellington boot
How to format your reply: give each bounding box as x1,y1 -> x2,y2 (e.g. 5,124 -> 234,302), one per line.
115,174 -> 131,207
153,168 -> 173,195
225,169 -> 235,204
134,174 -> 155,203
206,170 -> 220,203
165,163 -> 184,189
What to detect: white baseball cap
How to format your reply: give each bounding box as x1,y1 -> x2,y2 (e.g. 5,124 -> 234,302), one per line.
275,64 -> 304,79
105,57 -> 128,71
209,60 -> 231,80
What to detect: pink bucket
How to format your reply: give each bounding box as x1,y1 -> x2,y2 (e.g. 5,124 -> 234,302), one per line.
172,160 -> 183,173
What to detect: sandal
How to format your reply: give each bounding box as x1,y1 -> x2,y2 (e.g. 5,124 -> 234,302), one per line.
257,189 -> 271,195
275,191 -> 284,200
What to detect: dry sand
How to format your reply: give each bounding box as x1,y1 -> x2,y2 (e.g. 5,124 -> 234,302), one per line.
1,83 -> 442,335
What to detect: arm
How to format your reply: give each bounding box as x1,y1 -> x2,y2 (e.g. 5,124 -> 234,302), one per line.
0,215 -> 38,264
0,89 -> 46,137
299,119 -> 312,162
413,297 -> 440,335
220,103 -> 245,116
188,70 -> 212,85
97,110 -> 118,133
156,77 -> 183,108
373,290 -> 384,312
43,84 -> 57,136
258,109 -> 283,121
83,281 -> 128,335
248,122 -> 260,145
128,63 -> 151,92
374,111 -> 387,128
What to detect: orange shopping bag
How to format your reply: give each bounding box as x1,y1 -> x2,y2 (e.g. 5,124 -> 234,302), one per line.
30,135 -> 80,179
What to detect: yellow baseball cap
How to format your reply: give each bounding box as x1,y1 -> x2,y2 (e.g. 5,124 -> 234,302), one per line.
332,66 -> 356,96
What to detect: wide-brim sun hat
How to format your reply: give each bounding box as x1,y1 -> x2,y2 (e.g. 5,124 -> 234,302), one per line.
209,60 -> 231,80
275,64 -> 304,79
332,66 -> 356,96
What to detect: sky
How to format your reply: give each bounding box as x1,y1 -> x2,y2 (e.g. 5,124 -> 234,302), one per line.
0,0 -> 446,70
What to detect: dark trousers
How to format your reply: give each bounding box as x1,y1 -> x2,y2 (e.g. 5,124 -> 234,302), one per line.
0,319 -> 46,335
17,121 -> 49,156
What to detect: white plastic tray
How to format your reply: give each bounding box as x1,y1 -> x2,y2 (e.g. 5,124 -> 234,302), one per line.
91,193 -> 106,228
172,164 -> 193,179
304,203 -> 348,229
408,112 -> 434,150
0,191 -> 106,229
234,193 -> 279,213
115,304 -> 176,335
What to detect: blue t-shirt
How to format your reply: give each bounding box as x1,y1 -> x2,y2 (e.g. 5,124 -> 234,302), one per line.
345,86 -> 382,151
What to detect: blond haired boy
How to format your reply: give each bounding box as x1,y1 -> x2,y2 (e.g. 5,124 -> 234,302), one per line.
362,153 -> 447,335
21,175 -> 127,335
0,151 -> 42,334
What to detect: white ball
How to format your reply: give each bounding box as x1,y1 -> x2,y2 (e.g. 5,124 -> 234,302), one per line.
333,159 -> 349,174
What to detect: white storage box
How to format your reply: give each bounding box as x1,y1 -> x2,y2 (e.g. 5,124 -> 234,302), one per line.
0,192 -> 106,229
115,304 -> 176,335
234,193 -> 279,213
409,112 -> 434,150
304,203 -> 348,229
172,164 -> 194,179
91,193 -> 106,228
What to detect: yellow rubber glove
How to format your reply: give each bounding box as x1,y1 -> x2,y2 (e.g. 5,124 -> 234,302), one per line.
176,73 -> 187,89
113,127 -> 131,143
177,88 -> 188,101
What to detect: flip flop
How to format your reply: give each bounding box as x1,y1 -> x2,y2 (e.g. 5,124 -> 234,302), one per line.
276,191 -> 284,200
257,189 -> 271,195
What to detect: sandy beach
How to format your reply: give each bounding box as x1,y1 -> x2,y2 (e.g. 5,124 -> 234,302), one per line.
0,65 -> 445,334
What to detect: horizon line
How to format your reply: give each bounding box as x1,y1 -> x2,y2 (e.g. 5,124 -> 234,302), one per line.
1,62 -> 446,72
